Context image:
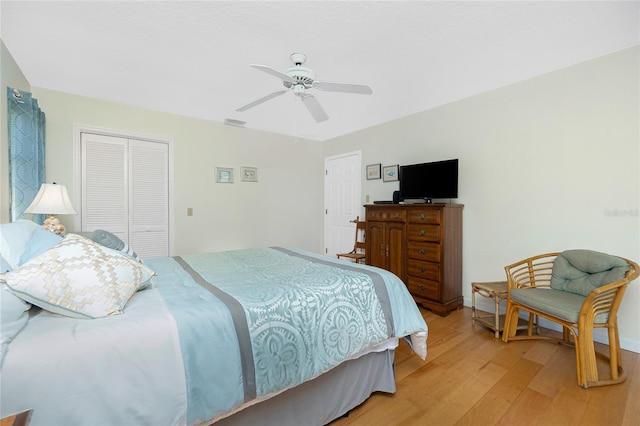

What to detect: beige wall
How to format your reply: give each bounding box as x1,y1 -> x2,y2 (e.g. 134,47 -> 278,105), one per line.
323,46 -> 640,351
1,40 -> 31,223
28,87 -> 325,256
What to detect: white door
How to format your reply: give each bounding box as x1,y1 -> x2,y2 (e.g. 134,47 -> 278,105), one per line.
324,151 -> 362,257
79,132 -> 170,259
128,139 -> 169,258
81,134 -> 128,239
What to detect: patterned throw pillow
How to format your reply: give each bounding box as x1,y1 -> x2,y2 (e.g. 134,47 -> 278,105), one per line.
0,234 -> 156,319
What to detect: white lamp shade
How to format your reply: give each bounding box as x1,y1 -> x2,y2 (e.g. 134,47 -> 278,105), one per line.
25,183 -> 78,215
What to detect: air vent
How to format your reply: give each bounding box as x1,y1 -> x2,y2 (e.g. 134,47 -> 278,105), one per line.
224,118 -> 246,127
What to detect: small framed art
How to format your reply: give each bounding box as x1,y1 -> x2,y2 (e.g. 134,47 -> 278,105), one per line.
383,165 -> 399,182
215,167 -> 234,183
241,166 -> 258,182
366,163 -> 381,180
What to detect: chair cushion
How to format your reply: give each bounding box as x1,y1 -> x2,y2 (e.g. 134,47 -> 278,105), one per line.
550,249 -> 629,297
510,287 -> 608,324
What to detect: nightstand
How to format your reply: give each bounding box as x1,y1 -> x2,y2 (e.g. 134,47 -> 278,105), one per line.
471,281 -> 534,338
1,409 -> 32,426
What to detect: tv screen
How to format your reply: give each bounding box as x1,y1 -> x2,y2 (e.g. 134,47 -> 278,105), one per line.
399,159 -> 458,201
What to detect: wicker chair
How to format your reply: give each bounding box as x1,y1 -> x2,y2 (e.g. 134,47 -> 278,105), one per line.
502,251 -> 639,388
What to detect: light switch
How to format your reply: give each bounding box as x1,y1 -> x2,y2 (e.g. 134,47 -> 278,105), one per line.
365,195 -> 370,203
187,207 -> 193,216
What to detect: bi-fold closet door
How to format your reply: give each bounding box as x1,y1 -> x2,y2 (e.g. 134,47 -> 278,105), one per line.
80,132 -> 169,259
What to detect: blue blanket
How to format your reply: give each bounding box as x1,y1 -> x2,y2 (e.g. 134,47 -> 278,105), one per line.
148,247 -> 426,424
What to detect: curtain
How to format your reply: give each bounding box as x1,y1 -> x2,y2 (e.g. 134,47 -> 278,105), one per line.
7,87 -> 45,223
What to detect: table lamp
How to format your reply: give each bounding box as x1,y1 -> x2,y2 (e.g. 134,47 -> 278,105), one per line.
25,183 -> 78,236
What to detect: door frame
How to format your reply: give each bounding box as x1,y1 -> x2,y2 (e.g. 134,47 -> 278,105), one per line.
72,123 -> 175,255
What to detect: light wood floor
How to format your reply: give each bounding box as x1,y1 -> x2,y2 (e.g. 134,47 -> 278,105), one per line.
331,307 -> 639,426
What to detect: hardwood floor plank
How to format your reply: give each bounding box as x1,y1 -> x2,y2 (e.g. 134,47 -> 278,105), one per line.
621,351 -> 639,425
497,388 -> 552,426
330,307 -> 638,426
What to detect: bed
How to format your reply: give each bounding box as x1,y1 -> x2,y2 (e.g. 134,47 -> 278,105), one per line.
0,220 -> 427,425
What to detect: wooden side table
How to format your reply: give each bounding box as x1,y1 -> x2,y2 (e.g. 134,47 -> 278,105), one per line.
0,409 -> 32,426
471,281 -> 534,338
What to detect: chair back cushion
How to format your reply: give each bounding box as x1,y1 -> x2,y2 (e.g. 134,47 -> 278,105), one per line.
550,249 -> 629,296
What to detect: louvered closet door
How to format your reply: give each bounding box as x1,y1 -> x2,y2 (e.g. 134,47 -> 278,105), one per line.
129,139 -> 168,259
81,134 -> 128,241
81,133 -> 169,259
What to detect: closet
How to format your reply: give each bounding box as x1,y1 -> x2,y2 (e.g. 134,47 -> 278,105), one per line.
79,132 -> 169,259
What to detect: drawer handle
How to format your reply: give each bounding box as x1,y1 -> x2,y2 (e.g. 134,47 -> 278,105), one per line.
419,285 -> 426,291
418,249 -> 426,255
419,213 -> 426,219
418,230 -> 426,236
418,267 -> 426,273
392,213 -> 400,219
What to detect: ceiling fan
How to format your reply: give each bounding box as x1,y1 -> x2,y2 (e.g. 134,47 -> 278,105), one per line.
236,53 -> 372,123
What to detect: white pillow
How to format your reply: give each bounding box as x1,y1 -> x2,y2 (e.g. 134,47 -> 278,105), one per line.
0,219 -> 39,269
0,234 -> 156,319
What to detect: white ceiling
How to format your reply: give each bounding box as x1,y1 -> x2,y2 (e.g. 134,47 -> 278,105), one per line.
1,1 -> 638,141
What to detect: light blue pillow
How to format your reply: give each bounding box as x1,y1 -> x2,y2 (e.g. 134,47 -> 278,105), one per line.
0,255 -> 10,273
0,220 -> 39,269
83,230 -> 141,262
0,284 -> 31,366
19,227 -> 63,266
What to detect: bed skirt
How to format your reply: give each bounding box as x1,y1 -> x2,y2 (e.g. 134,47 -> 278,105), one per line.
212,349 -> 396,425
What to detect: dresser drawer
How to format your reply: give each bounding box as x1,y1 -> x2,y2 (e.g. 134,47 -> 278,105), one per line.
366,209 -> 406,222
407,277 -> 440,300
407,241 -> 441,262
407,224 -> 440,242
407,259 -> 440,281
407,209 -> 441,224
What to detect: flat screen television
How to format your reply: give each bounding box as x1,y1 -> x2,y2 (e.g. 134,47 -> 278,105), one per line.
399,159 -> 458,202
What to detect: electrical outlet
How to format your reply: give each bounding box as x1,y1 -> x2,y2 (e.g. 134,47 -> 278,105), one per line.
365,195 -> 370,203
187,207 -> 193,216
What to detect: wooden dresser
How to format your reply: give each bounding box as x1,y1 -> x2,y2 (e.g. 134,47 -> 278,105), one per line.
365,203 -> 463,316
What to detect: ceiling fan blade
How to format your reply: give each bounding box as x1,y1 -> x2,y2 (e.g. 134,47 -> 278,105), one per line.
250,64 -> 295,85
236,90 -> 287,112
314,80 -> 372,95
301,94 -> 329,123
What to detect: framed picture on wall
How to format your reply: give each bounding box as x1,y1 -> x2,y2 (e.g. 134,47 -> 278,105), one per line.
366,163 -> 381,180
383,165 -> 399,182
215,167 -> 234,183
241,166 -> 258,182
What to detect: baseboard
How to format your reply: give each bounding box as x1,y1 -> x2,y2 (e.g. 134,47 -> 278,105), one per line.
464,299 -> 640,354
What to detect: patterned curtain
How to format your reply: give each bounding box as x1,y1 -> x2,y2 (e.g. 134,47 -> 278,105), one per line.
7,87 -> 46,223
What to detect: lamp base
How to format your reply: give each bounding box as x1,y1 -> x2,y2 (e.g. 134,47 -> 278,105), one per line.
43,215 -> 66,236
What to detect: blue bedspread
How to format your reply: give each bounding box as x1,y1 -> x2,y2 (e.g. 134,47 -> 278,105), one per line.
1,247 -> 427,426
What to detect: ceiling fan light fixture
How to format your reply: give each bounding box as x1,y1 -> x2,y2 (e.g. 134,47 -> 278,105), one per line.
237,53 -> 372,123
293,84 -> 306,97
